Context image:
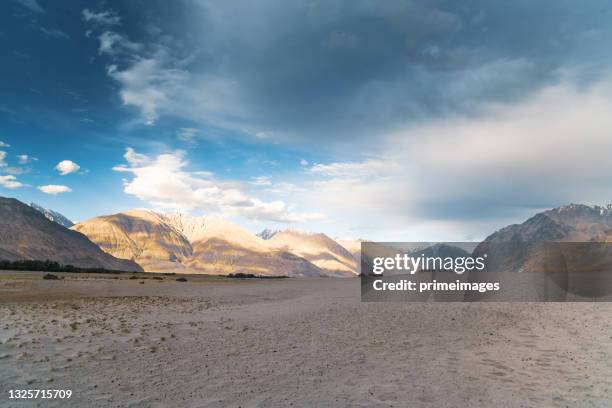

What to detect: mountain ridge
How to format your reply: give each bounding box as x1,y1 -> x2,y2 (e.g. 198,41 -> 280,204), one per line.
0,197 -> 142,271
73,210 -> 332,276
30,202 -> 74,228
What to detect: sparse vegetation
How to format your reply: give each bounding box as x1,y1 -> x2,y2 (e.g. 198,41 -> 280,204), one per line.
176,277 -> 188,282
42,273 -> 59,280
227,273 -> 289,279
0,259 -> 135,274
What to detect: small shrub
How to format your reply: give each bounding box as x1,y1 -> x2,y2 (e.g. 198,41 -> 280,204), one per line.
43,273 -> 59,280
176,277 -> 188,282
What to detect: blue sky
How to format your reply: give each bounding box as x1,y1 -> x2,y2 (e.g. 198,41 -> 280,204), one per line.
2,0 -> 612,240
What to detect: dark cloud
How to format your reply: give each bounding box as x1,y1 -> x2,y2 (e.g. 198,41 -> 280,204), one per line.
158,0 -> 612,141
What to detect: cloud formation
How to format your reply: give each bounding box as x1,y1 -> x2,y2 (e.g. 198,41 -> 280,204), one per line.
177,128 -> 199,144
113,148 -> 323,223
40,27 -> 71,40
0,175 -> 23,189
17,155 -> 36,164
84,1 -> 612,144
296,78 -> 612,239
82,9 -> 121,27
38,185 -> 71,195
14,0 -> 44,13
55,160 -> 80,175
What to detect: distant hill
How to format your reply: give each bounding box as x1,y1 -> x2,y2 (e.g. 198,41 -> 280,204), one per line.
72,210 -> 192,273
337,238 -> 369,266
268,230 -> 358,276
0,197 -> 141,271
30,202 -> 74,228
475,203 -> 612,274
73,211 -> 324,277
482,204 -> 612,243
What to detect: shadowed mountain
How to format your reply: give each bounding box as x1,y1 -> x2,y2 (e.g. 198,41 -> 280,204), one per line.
475,204 -> 612,269
482,204 -> 612,244
30,202 -> 74,228
0,197 -> 142,271
471,204 -> 612,300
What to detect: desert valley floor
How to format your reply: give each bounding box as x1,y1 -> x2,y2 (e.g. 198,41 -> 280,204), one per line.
1,272 -> 612,407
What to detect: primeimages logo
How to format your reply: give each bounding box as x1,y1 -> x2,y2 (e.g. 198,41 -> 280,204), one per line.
372,253 -> 487,275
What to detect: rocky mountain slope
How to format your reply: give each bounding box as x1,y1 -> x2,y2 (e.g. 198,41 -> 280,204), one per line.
72,210 -> 192,273
483,204 -> 612,243
474,204 -> 612,274
268,230 -> 358,276
73,211 -> 324,277
336,238 -> 368,266
0,197 -> 142,271
30,202 -> 74,228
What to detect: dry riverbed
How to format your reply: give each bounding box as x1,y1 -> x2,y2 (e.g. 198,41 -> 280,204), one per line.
1,271 -> 612,407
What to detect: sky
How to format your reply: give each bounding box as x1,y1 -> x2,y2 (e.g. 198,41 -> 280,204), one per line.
2,0 -> 612,240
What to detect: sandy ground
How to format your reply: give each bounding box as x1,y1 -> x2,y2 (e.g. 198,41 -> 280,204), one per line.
1,272 -> 612,407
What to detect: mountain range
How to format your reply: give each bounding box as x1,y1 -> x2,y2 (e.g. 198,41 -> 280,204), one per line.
0,197 -> 141,271
3,195 -> 612,277
475,204 -> 612,275
71,210 -> 358,277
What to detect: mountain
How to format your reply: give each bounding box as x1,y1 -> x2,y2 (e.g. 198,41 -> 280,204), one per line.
73,211 -> 324,277
472,204 -> 612,299
474,203 -> 612,274
337,238 -> 369,266
268,230 -> 358,276
0,197 -> 142,271
71,210 -> 192,273
30,202 -> 74,228
166,213 -> 268,251
483,204 -> 612,243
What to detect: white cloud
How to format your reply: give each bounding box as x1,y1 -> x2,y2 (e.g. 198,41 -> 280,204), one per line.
38,185 -> 72,195
177,127 -> 199,144
251,176 -> 272,186
0,141 -> 10,147
55,160 -> 80,175
85,18 -> 247,130
265,182 -> 306,195
299,78 -> 612,240
309,158 -> 395,178
300,159 -> 309,166
106,58 -> 182,125
15,0 -> 44,13
98,32 -> 142,56
113,148 -> 323,223
4,167 -> 27,175
82,9 -> 120,26
17,154 -> 36,164
40,27 -> 71,40
255,131 -> 273,139
0,151 -> 7,167
0,175 -> 23,189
